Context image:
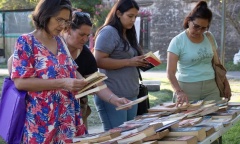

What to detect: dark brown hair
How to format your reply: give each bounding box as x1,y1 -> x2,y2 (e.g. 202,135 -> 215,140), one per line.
32,0 -> 72,34
183,1 -> 212,29
95,0 -> 141,54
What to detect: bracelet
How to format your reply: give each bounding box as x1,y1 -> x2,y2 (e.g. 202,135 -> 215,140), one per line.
108,94 -> 115,103
175,89 -> 184,95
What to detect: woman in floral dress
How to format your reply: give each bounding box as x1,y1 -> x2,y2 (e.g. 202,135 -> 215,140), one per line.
11,0 -> 88,143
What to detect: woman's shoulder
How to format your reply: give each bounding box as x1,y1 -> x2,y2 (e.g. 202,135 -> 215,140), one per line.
16,33 -> 34,44
171,30 -> 187,43
99,25 -> 118,35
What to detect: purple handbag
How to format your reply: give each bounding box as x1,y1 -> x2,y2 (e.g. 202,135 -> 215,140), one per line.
0,77 -> 26,144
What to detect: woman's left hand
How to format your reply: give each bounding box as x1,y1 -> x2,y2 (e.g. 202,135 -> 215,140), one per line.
114,98 -> 132,110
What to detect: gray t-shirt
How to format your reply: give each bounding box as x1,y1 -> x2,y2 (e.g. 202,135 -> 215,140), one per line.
95,25 -> 139,98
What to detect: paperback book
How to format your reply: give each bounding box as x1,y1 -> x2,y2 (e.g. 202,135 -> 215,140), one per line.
139,51 -> 161,71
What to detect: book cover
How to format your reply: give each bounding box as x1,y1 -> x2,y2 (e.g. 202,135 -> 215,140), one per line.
78,72 -> 107,94
116,95 -> 149,110
142,129 -> 169,141
75,84 -> 107,99
158,136 -> 198,144
139,51 -> 161,72
168,127 -> 206,142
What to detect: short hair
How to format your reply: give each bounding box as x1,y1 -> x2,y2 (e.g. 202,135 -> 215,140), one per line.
95,0 -> 141,54
183,1 -> 212,29
70,11 -> 92,30
32,0 -> 72,34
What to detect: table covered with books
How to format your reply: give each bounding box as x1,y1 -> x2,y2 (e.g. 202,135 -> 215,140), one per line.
72,99 -> 240,144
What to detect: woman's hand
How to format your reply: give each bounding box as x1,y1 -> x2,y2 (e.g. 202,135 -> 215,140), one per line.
63,78 -> 88,92
175,90 -> 189,107
129,55 -> 149,67
112,97 -> 132,110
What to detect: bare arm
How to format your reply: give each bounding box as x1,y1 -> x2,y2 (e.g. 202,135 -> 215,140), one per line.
7,55 -> 13,75
13,77 -> 88,92
96,84 -> 131,107
167,52 -> 188,106
94,50 -> 148,70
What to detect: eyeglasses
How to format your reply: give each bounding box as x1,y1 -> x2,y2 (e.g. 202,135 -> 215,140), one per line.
55,17 -> 71,27
74,12 -> 91,18
191,21 -> 208,31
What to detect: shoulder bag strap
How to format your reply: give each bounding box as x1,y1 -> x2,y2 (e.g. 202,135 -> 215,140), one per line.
205,32 -> 221,65
137,68 -> 143,82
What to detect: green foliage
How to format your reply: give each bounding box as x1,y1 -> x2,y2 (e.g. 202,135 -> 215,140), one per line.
223,121 -> 240,144
71,0 -> 101,17
92,4 -> 110,32
225,61 -> 240,71
0,0 -> 38,10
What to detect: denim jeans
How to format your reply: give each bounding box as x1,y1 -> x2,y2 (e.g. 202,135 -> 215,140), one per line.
94,95 -> 137,131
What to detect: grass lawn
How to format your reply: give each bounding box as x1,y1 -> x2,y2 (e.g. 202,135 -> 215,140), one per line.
0,69 -> 239,143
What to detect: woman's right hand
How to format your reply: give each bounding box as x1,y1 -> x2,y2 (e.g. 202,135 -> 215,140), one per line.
175,91 -> 189,107
63,78 -> 88,92
129,55 -> 149,67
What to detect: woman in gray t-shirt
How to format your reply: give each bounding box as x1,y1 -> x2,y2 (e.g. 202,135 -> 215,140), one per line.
94,0 -> 148,131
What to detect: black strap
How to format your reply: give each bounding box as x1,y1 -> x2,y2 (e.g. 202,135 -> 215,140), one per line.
137,68 -> 143,82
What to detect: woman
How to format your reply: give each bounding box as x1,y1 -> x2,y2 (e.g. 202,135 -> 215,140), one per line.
11,0 -> 88,143
94,0 -> 149,131
167,1 -> 231,107
60,10 -> 131,129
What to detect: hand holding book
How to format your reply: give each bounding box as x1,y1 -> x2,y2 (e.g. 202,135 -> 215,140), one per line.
116,95 -> 149,110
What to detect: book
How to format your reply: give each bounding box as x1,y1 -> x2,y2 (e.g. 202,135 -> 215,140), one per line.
195,117 -> 224,131
142,129 -> 169,142
72,131 -> 121,143
109,123 -> 144,134
178,117 -> 203,127
134,112 -> 166,120
77,72 -> 107,94
142,141 -> 158,144
148,105 -> 179,113
116,126 -> 156,144
198,106 -> 219,116
75,84 -> 107,99
228,102 -> 240,106
101,125 -> 156,144
139,51 -> 161,71
194,126 -> 215,137
116,95 -> 149,110
158,136 -> 198,144
168,127 -> 206,142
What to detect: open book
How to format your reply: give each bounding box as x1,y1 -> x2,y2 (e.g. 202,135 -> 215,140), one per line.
139,51 -> 161,71
75,84 -> 107,99
116,95 -> 149,110
76,72 -> 107,99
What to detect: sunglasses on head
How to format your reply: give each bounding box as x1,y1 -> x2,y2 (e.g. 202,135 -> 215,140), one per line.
74,12 -> 91,18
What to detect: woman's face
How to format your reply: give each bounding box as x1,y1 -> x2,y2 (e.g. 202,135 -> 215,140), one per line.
68,24 -> 92,50
118,8 -> 138,30
188,18 -> 209,38
47,9 -> 71,37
